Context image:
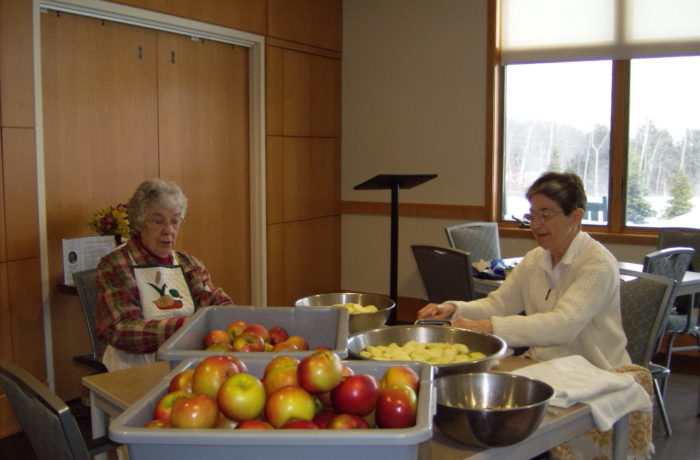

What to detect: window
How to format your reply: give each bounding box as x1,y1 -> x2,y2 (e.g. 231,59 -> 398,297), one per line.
498,0 -> 700,232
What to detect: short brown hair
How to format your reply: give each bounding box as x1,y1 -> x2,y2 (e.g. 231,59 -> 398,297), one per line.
526,172 -> 587,216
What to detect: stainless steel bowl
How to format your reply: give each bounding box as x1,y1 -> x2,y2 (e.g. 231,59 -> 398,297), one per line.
294,292 -> 395,334
347,325 -> 507,376
434,372 -> 554,447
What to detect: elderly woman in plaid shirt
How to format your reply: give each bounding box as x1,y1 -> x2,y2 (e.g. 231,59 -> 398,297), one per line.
95,179 -> 233,371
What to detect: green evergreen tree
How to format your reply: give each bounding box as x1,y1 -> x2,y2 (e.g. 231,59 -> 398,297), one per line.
663,170 -> 693,219
626,171 -> 655,224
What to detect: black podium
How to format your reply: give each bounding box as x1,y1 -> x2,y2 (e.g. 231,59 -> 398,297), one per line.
354,174 -> 437,324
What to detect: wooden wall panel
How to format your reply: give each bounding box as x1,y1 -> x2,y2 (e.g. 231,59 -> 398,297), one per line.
2,128 -> 38,260
283,49 -> 312,136
310,55 -> 341,138
0,0 -> 35,127
282,216 -> 340,304
7,258 -> 45,380
0,263 -> 11,362
0,138 -> 5,262
265,223 -> 285,305
283,137 -> 336,221
0,394 -> 20,438
265,45 -> 284,136
266,136 -> 284,224
111,0 -> 267,35
157,33 -> 252,304
268,0 -> 341,52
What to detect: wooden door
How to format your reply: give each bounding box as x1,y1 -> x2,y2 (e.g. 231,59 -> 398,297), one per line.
157,33 -> 251,304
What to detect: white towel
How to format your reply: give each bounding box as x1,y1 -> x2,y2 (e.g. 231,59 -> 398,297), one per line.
511,355 -> 652,431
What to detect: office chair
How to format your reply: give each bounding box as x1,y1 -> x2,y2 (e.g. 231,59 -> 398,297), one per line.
0,359 -> 119,459
445,222 -> 501,263
618,268 -> 678,437
72,269 -> 108,374
411,245 -> 476,304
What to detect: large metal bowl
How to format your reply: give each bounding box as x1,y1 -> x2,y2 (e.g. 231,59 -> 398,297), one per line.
434,372 -> 554,447
294,292 -> 396,334
347,325 -> 507,376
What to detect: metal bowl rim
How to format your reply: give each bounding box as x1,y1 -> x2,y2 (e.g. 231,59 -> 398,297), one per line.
294,293 -> 396,311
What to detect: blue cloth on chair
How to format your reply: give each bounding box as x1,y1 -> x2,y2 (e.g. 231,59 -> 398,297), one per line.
472,259 -> 506,280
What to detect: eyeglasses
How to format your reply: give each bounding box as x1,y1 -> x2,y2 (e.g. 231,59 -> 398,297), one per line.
145,217 -> 185,230
523,209 -> 563,223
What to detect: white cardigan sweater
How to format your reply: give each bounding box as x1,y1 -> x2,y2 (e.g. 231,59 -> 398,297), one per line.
452,232 -> 631,369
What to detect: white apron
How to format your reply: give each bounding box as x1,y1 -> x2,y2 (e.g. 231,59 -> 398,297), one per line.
102,253 -> 195,371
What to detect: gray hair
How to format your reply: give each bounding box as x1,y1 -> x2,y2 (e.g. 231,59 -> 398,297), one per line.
526,171 -> 587,216
128,179 -> 188,235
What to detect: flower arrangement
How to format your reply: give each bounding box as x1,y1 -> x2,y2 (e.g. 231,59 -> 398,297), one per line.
89,203 -> 130,242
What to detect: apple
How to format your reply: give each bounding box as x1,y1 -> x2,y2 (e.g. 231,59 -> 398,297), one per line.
226,320 -> 249,339
272,341 -> 298,352
232,331 -> 266,352
312,408 -> 336,428
342,365 -> 355,377
381,365 -> 419,393
144,418 -> 172,428
243,323 -> 270,343
235,419 -> 274,430
153,390 -> 191,421
170,393 -> 219,429
330,374 -> 380,416
203,329 -> 231,348
224,355 -> 248,374
263,355 -> 299,379
263,365 -> 299,395
375,384 -> 417,428
216,412 -> 239,429
217,373 -> 267,421
168,369 -> 195,393
297,350 -> 343,394
264,385 -> 317,428
192,355 -> 241,398
206,342 -> 234,352
268,326 -> 290,345
327,413 -> 370,429
281,418 -> 319,429
286,335 -> 309,350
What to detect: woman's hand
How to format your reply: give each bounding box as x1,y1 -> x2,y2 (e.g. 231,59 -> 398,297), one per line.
416,302 -> 456,320
451,318 -> 493,334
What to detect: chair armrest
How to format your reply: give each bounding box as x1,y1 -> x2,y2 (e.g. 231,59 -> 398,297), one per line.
73,354 -> 108,374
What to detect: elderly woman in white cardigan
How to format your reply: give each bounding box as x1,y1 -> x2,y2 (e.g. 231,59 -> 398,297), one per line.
417,171 -> 630,370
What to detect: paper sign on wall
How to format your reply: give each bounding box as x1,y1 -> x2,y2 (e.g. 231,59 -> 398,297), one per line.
62,236 -> 116,285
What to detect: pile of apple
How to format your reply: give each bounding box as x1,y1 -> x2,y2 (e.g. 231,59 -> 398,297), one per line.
203,320 -> 310,352
144,350 -> 420,431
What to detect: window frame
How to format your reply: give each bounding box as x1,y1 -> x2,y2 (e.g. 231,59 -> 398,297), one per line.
487,1 -> 687,246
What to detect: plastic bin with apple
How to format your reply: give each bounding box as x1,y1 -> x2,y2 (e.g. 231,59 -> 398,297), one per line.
158,306 -> 350,367
109,355 -> 434,460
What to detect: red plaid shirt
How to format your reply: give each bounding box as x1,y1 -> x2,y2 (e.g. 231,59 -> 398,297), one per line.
95,238 -> 233,353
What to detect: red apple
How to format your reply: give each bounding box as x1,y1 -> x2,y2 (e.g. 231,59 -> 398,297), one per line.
268,326 -> 290,345
297,350 -> 344,394
217,373 -> 267,422
312,408 -> 336,429
226,320 -> 249,339
144,418 -> 172,428
272,341 -> 298,352
263,355 -> 299,378
170,393 -> 219,429
286,335 -> 309,350
375,384 -> 417,428
203,329 -> 231,348
327,413 -> 370,429
281,418 -> 319,429
224,355 -> 248,374
243,323 -> 270,343
264,385 -> 317,428
206,342 -> 234,352
232,332 -> 266,352
235,419 -> 274,430
216,412 -> 239,429
263,365 -> 300,395
153,390 -> 191,421
168,369 -> 195,393
330,374 -> 380,416
381,365 -> 419,393
192,355 -> 241,398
